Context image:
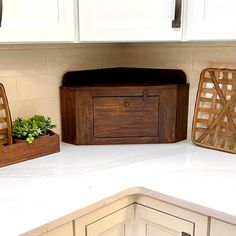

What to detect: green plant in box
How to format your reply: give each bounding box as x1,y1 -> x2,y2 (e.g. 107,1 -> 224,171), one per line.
12,115 -> 56,144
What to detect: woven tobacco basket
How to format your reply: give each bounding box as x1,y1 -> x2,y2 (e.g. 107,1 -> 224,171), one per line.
192,68 -> 236,153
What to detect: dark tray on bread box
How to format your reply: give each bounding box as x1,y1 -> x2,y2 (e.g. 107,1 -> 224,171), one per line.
60,68 -> 189,145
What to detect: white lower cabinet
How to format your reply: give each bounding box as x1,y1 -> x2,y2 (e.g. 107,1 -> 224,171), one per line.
82,205 -> 134,236
40,222 -> 73,236
135,204 -> 193,236
74,195 -> 208,236
36,196 -> 236,236
210,218 -> 236,236
135,196 -> 208,236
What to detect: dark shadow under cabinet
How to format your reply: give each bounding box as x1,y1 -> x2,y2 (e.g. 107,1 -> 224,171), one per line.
60,68 -> 189,145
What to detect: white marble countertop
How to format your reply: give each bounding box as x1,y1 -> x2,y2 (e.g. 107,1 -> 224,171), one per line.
0,141 -> 236,236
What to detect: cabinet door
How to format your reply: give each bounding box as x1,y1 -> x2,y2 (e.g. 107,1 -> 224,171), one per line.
79,0 -> 183,42
210,219 -> 236,236
40,222 -> 73,236
135,204 -> 194,236
75,205 -> 134,236
185,0 -> 236,40
93,96 -> 159,138
0,0 -> 76,42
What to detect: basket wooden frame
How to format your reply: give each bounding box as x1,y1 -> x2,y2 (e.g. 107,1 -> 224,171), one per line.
192,68 -> 236,153
0,83 -> 13,146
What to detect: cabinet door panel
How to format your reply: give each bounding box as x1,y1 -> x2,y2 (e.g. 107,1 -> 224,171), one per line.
0,0 -> 75,42
135,204 -> 194,236
185,0 -> 236,40
86,206 -> 134,236
93,96 -> 159,138
40,222 -> 73,236
79,0 -> 182,41
2,0 -> 59,27
75,204 -> 134,236
210,219 -> 236,236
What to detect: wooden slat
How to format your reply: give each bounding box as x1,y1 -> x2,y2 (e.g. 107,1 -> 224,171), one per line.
0,128 -> 7,135
197,128 -> 233,136
203,77 -> 214,83
202,77 -> 234,85
201,88 -> 215,93
196,127 -> 207,133
198,107 -> 219,114
230,111 -> 236,116
0,104 -> 4,109
197,118 -> 210,124
215,130 -> 234,139
225,90 -> 236,96
199,97 -> 217,103
217,79 -> 233,85
0,117 -> 6,123
0,138 -> 8,146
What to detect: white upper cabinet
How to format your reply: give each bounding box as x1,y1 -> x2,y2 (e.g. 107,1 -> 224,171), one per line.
0,0 -> 76,42
78,0 -> 183,42
185,0 -> 236,40
3,0 -> 236,42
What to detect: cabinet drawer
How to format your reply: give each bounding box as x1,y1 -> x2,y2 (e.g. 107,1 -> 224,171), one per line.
93,96 -> 159,138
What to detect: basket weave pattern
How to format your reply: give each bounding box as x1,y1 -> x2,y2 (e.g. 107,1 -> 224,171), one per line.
0,83 -> 12,146
192,68 -> 236,153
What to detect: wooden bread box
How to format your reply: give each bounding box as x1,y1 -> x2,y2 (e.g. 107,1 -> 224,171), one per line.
60,68 -> 189,145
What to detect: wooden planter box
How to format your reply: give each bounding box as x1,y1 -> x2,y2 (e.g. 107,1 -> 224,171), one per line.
0,131 -> 60,168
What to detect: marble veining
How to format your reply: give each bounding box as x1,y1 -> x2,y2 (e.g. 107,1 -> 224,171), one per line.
0,141 -> 236,235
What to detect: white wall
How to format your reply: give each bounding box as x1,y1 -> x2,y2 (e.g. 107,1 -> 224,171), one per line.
1,42 -> 236,139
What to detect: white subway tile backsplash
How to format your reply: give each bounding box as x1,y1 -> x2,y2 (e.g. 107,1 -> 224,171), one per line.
47,47 -> 99,73
98,45 -> 122,68
193,47 -> 236,70
136,45 -> 193,71
0,76 -> 18,102
9,99 -> 51,121
17,74 -> 61,101
185,70 -> 200,140
118,45 -> 138,67
50,97 -> 61,135
0,49 -> 46,76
